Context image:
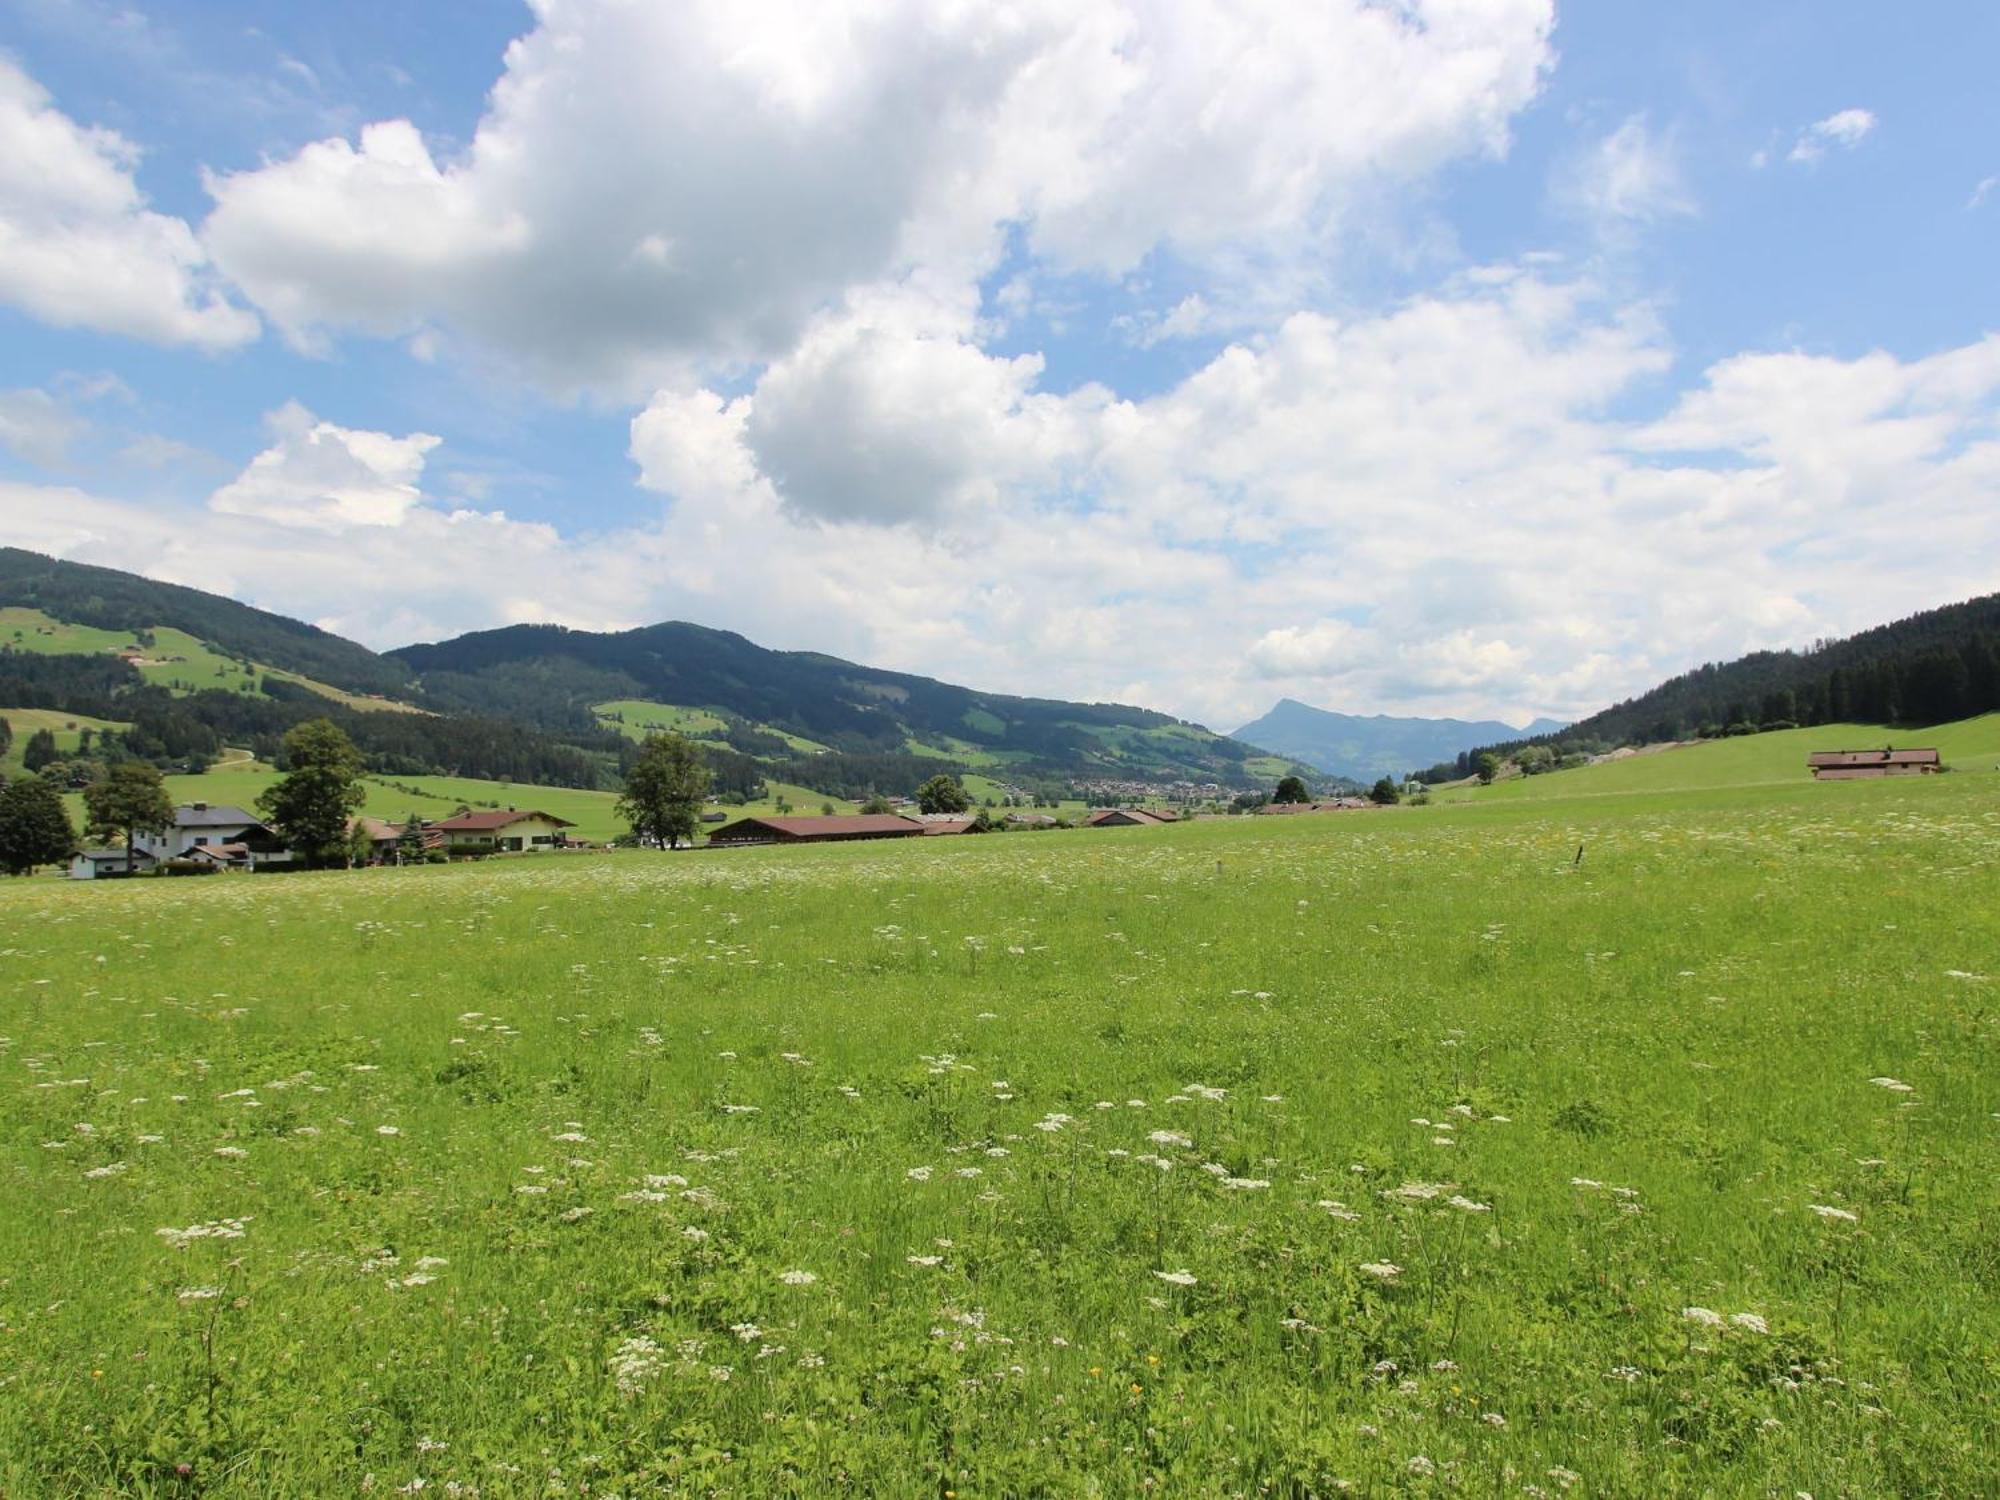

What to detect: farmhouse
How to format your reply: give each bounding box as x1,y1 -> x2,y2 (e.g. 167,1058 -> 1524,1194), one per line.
1256,798 -> 1370,814
706,813 -> 926,846
68,846 -> 158,880
351,817 -> 442,863
431,809 -> 575,854
917,816 -> 978,836
1807,748 -> 1941,780
134,803 -> 293,869
1083,808 -> 1175,827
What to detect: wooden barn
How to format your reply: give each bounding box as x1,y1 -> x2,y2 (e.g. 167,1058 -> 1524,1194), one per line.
1807,748 -> 1941,780
705,813 -> 926,846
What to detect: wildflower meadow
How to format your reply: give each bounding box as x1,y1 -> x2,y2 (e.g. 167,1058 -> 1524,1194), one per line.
3,771 -> 1996,1495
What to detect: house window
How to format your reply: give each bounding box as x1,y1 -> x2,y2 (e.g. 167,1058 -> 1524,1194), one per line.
531,835 -> 552,845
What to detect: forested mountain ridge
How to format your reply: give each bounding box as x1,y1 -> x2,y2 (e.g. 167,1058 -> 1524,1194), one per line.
0,548 -> 412,697
1416,592 -> 2000,780
0,549 -> 1303,796
391,621 -> 1291,783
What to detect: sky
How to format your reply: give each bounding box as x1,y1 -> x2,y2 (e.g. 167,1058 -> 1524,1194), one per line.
0,0 -> 1995,734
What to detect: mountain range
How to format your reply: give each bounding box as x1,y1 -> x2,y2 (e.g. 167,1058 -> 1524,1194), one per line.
7,546 -> 1994,799
1230,699 -> 1567,782
0,548 -> 1309,796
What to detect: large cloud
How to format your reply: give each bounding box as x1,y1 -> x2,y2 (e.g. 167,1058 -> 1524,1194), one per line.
201,0 -> 1555,389
628,274 -> 2000,726
0,57 -> 256,348
209,402 -> 441,531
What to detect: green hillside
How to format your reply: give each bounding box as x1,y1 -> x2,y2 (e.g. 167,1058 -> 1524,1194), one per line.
0,550 -> 1307,800
0,706 -> 129,778
1,606 -> 419,712
1435,714 -> 2000,802
0,548 -> 410,696
1418,591 -> 2000,781
394,621 -> 1301,786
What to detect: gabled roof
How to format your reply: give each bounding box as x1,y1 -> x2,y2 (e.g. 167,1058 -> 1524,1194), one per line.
708,814 -> 924,841
1807,749 -> 1939,767
1084,807 -> 1173,826
432,809 -> 576,832
919,817 -> 978,835
175,803 -> 262,827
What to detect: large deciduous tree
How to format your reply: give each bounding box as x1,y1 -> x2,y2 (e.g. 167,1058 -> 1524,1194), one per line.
22,727 -> 58,772
915,774 -> 970,814
1272,774 -> 1309,804
257,718 -> 367,868
0,775 -> 76,874
82,760 -> 174,873
618,732 -> 711,849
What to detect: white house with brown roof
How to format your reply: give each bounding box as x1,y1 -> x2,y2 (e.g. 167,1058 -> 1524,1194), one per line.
133,803 -> 293,868
430,809 -> 575,854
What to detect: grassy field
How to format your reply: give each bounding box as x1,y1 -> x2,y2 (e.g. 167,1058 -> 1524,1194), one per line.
595,701 -> 832,756
0,609 -> 421,714
0,707 -> 129,777
2,755 -> 1995,1494
1436,715 -> 2000,804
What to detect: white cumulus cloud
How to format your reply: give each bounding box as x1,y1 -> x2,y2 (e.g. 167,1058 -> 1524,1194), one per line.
208,403 -> 441,531
201,0 -> 1554,390
0,57 -> 256,348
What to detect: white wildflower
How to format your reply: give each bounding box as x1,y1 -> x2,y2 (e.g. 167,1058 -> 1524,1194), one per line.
1731,1312 -> 1769,1334
1359,1262 -> 1402,1282
779,1270 -> 817,1286
1153,1270 -> 1198,1287
906,1166 -> 933,1182
1809,1204 -> 1858,1222
1682,1307 -> 1726,1328
608,1335 -> 665,1397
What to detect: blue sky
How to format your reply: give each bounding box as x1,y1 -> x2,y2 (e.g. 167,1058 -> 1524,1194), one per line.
0,0 -> 1995,729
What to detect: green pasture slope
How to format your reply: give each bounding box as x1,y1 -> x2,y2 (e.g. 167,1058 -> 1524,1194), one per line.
0,606 -> 421,712
1439,714 -> 2000,802
2,762 -> 1996,1494
0,707 -> 129,777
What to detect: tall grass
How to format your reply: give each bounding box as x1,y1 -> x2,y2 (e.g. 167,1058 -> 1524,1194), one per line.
3,771 -> 1995,1494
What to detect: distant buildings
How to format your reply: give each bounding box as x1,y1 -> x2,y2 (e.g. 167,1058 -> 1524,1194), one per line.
1082,808 -> 1176,828
707,813 -> 930,845
70,801 -> 293,879
1807,748 -> 1941,779
429,809 -> 576,853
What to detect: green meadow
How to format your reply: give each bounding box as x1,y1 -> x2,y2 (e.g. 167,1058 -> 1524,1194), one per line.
1436,715 -> 2000,803
3,748 -> 1997,1495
